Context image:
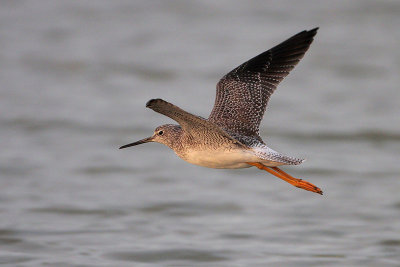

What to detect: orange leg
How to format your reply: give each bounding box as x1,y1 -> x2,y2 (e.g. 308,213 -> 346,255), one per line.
246,162 -> 323,195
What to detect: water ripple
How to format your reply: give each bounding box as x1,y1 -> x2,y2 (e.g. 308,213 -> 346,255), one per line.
380,239 -> 400,247
0,256 -> 35,265
139,201 -> 243,216
29,206 -> 127,217
106,249 -> 229,263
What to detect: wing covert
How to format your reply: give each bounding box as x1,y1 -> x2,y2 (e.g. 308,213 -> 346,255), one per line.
146,98 -> 239,143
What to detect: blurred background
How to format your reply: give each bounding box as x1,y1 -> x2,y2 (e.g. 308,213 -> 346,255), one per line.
0,0 -> 399,266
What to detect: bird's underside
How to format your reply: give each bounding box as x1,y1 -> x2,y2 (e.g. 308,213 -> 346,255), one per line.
123,28 -> 323,194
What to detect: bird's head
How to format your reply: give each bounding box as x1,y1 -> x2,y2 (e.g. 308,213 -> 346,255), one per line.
119,124 -> 181,150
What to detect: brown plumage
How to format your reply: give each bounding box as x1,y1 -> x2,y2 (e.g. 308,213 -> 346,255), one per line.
120,28 -> 322,194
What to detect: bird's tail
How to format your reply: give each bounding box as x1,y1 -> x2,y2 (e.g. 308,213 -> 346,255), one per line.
252,145 -> 305,165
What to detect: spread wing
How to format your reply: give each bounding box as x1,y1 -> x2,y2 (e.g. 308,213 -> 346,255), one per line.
208,28 -> 318,138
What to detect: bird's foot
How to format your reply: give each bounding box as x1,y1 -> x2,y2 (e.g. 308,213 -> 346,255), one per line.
247,162 -> 323,195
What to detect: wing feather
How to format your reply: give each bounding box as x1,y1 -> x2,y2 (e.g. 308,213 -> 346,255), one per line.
208,28 -> 318,137
146,98 -> 240,144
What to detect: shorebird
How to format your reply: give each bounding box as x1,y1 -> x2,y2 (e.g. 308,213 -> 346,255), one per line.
120,28 -> 322,195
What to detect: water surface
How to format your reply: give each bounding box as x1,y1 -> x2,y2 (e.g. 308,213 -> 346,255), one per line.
1,1 -> 399,266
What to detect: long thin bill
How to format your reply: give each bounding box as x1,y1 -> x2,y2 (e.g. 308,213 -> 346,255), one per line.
119,136 -> 153,149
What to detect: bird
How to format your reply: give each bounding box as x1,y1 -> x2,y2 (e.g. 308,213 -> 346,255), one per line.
120,28 -> 322,195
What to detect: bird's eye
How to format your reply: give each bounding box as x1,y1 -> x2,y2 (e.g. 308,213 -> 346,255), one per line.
158,130 -> 164,136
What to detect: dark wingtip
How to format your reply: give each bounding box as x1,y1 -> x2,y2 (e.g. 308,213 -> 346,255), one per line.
298,27 -> 319,39
295,27 -> 319,39
291,27 -> 319,47
146,98 -> 165,108
146,98 -> 158,108
308,27 -> 319,37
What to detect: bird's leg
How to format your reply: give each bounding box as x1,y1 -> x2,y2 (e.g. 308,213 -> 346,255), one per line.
246,162 -> 323,195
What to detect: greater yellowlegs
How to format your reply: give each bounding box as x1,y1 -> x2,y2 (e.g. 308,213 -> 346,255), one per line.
120,28 -> 322,195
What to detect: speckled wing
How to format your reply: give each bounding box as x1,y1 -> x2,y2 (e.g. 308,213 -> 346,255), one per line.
146,98 -> 242,145
208,28 -> 318,138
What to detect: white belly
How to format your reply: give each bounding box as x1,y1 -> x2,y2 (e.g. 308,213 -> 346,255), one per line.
180,148 -> 261,169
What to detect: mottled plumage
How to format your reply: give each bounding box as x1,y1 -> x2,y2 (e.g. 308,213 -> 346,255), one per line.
120,28 -> 323,194
209,28 -> 318,139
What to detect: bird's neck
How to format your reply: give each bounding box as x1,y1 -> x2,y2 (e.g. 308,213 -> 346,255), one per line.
164,125 -> 185,152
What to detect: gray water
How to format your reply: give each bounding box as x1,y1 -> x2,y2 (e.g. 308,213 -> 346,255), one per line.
1,1 -> 400,266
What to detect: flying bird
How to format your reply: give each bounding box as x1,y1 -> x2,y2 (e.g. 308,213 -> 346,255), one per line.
120,28 -> 322,195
